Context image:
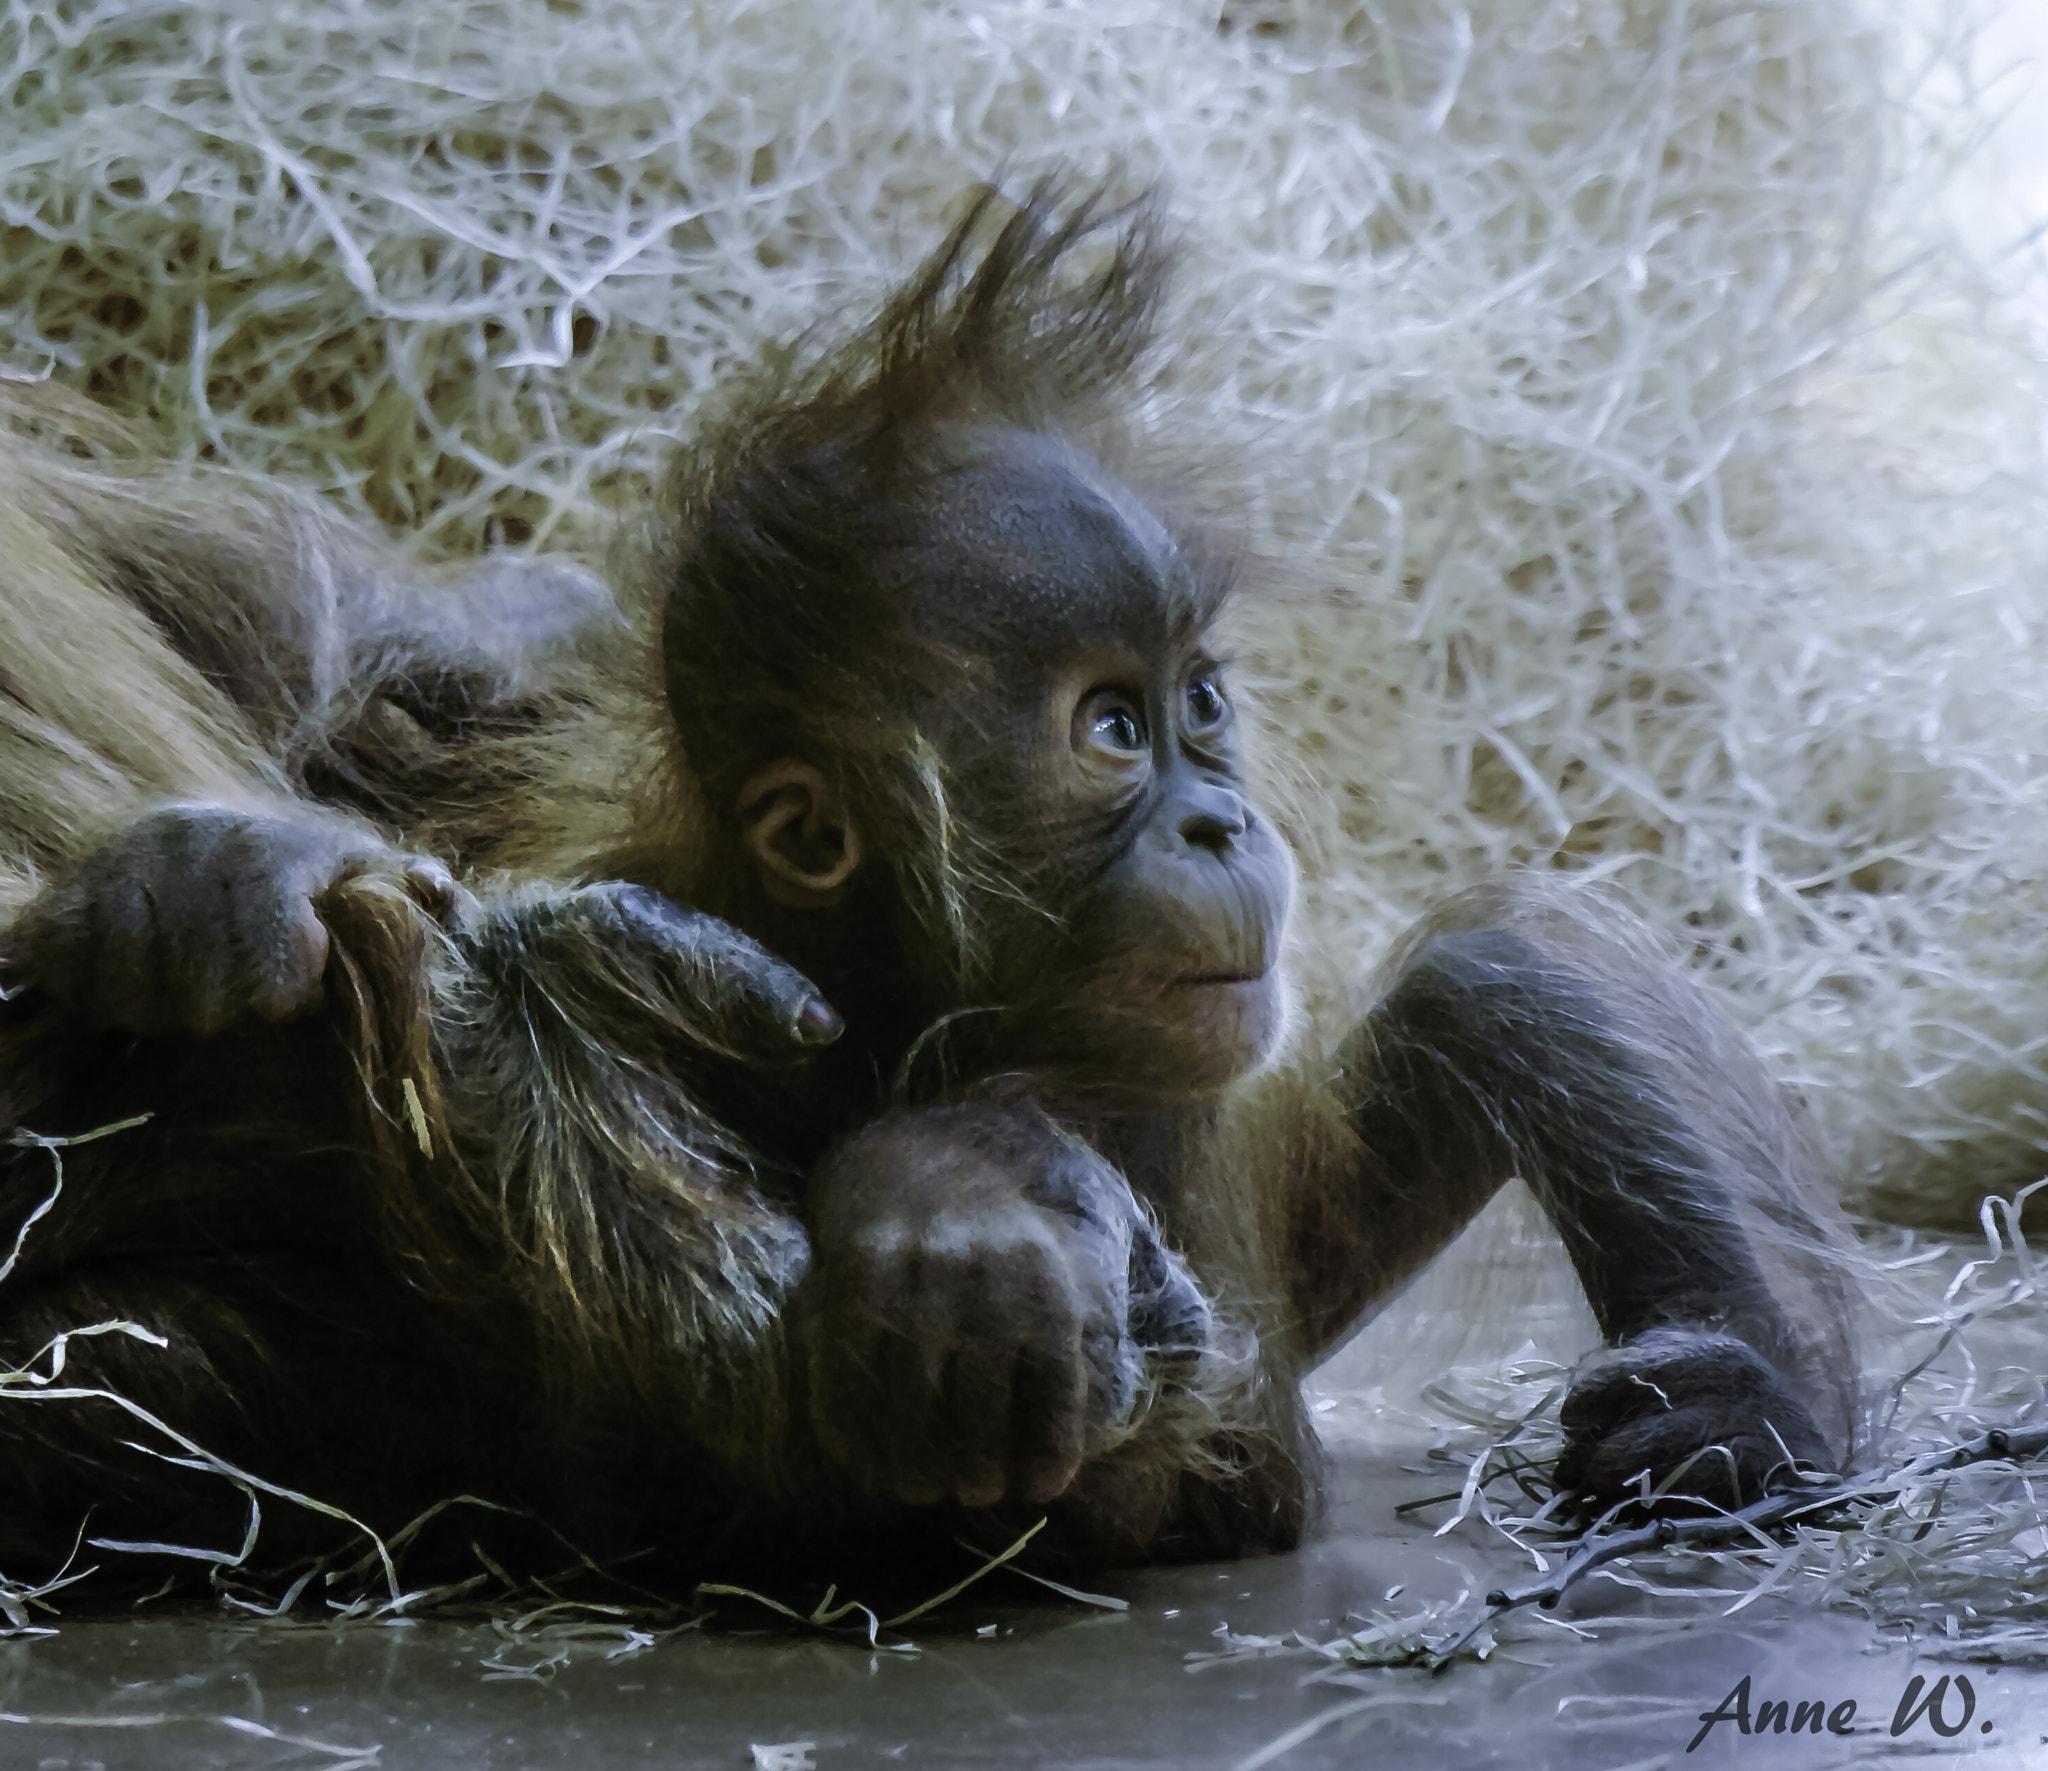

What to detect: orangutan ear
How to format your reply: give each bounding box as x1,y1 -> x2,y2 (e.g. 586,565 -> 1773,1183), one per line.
737,761 -> 864,908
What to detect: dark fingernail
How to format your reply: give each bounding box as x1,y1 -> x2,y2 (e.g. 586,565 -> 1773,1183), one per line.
795,997 -> 843,1044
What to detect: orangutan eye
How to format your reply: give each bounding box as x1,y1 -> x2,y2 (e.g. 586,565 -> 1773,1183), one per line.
1185,674 -> 1228,729
1073,683 -> 1149,760
1093,704 -> 1144,752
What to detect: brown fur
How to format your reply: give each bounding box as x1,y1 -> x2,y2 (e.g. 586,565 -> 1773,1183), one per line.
0,191 -> 1863,1590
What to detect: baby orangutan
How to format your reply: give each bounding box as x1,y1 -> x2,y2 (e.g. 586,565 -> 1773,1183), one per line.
0,188 -> 1858,1587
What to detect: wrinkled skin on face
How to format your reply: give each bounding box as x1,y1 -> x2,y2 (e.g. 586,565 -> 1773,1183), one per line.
876,431 -> 1297,1103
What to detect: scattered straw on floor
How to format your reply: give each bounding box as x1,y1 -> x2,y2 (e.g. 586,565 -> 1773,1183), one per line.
1213,1180 -> 2048,1706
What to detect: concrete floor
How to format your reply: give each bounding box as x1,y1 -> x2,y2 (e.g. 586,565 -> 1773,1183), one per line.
6,1198 -> 2043,1771
5,1440 -> 2045,1771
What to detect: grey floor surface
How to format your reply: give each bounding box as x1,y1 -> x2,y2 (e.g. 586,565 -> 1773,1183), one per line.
7,1205 -> 2039,1771
3,1441 -> 2041,1771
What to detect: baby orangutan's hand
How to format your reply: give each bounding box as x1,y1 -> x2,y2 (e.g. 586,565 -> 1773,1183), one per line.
802,1099 -> 1210,1511
1555,1326 -> 1834,1508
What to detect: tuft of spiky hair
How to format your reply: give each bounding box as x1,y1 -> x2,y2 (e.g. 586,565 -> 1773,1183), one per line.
653,181 -> 1175,977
